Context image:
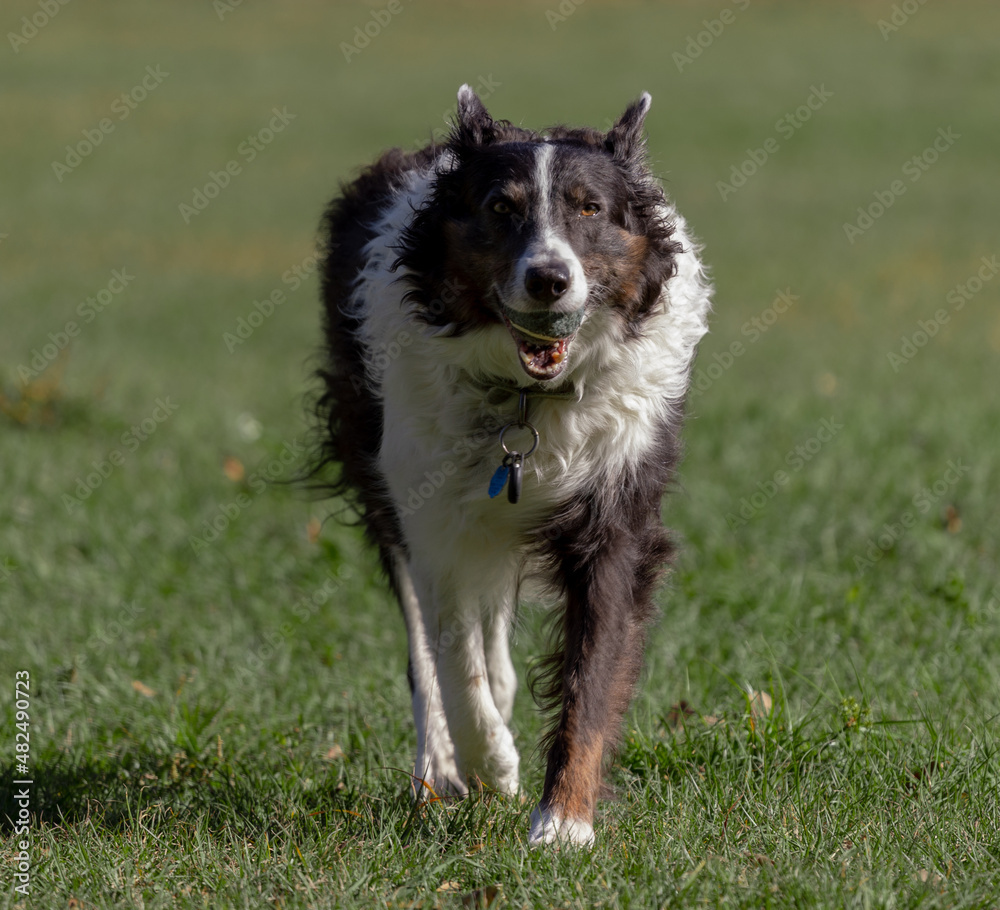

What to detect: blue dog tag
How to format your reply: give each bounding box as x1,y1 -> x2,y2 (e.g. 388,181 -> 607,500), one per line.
488,462 -> 510,498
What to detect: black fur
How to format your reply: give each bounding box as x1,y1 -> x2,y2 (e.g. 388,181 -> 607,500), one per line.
530,412 -> 681,815
309,146 -> 440,572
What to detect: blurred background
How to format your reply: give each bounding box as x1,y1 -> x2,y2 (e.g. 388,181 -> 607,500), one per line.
0,0 -> 998,898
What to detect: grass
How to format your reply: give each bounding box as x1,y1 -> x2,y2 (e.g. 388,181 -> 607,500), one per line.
2,0 -> 999,906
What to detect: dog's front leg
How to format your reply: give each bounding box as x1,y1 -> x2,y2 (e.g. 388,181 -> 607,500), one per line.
411,570 -> 521,797
529,520 -> 665,847
392,552 -> 465,796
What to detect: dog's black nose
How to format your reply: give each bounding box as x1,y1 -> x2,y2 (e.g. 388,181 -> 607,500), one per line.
524,262 -> 571,302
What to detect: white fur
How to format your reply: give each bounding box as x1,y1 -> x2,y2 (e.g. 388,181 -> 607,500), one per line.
349,151 -> 711,819
392,550 -> 463,795
485,605 -> 517,724
529,806 -> 596,848
407,558 -> 520,795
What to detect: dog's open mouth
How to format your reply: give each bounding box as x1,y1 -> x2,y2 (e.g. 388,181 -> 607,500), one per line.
499,304 -> 585,382
510,326 -> 573,381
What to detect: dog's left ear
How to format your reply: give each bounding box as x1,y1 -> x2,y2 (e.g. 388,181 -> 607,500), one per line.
605,92 -> 652,164
453,84 -> 498,147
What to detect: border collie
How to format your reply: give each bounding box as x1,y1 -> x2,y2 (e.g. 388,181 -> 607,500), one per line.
310,86 -> 711,846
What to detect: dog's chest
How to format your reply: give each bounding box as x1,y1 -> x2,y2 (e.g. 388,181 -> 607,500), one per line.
378,354 -> 663,517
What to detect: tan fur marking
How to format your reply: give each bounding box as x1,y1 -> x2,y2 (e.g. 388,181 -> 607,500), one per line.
546,733 -> 604,823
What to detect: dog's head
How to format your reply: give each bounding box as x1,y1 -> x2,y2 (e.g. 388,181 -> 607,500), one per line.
397,86 -> 682,382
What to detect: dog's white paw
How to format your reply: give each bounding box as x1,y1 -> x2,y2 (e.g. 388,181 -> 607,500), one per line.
484,741 -> 520,799
491,772 -> 521,799
454,722 -> 521,798
528,805 -> 595,848
413,756 -> 467,798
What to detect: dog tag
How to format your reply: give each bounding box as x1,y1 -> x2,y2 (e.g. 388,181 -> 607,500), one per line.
488,456 -> 511,499
507,454 -> 523,504
493,399 -> 538,506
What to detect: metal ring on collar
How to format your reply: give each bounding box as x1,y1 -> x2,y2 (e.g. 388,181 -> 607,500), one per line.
499,421 -> 539,458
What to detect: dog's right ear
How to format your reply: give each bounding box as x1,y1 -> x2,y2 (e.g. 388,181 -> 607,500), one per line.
453,84 -> 498,147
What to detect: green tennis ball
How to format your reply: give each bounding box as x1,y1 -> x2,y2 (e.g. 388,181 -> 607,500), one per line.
500,303 -> 585,341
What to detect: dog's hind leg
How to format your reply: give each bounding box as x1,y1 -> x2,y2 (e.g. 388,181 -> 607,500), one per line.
391,551 -> 465,796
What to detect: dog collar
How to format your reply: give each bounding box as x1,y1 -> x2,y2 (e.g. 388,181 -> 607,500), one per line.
464,373 -> 578,406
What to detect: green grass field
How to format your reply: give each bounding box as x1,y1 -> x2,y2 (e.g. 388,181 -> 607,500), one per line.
2,1 -> 999,906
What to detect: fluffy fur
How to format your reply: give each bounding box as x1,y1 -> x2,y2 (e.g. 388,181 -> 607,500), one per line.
308,86 -> 712,846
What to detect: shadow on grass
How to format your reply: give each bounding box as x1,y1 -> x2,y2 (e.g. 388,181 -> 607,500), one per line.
0,749 -> 475,845
0,750 -> 268,834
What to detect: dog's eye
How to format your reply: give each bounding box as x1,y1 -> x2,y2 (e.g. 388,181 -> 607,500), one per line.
492,200 -> 512,215
580,203 -> 600,217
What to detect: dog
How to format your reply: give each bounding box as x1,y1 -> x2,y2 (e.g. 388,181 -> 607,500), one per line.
309,86 -> 711,846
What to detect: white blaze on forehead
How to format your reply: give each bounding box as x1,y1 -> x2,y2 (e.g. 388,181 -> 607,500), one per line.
506,143 -> 588,315
534,142 -> 557,235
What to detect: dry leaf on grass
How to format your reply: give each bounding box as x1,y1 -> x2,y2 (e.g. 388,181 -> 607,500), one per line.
749,689 -> 773,719
462,885 -> 501,908
222,456 -> 245,482
666,701 -> 696,730
944,505 -> 962,533
667,701 -> 723,729
132,680 -> 156,697
914,868 -> 944,887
